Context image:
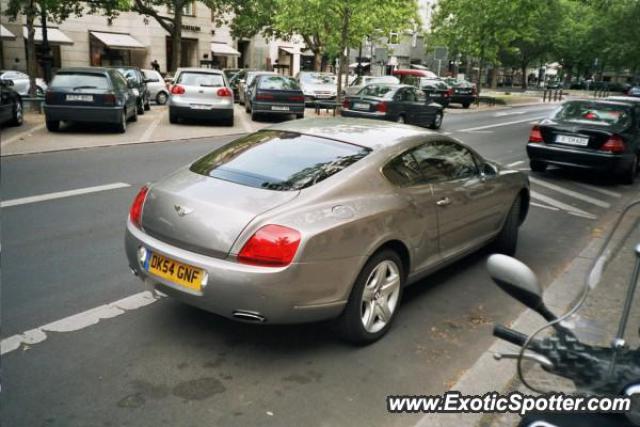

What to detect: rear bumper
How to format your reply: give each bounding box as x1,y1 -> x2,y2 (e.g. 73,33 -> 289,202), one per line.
527,143 -> 635,172
169,105 -> 233,120
252,101 -> 305,115
125,221 -> 358,324
44,105 -> 122,123
341,109 -> 387,120
450,94 -> 475,104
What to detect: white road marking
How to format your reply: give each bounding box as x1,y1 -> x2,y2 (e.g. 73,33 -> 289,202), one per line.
494,110 -> 528,117
1,182 -> 130,208
236,105 -> 253,133
506,160 -> 525,168
573,182 -> 622,199
138,110 -> 164,143
531,202 -> 560,211
454,117 -> 545,133
1,291 -> 162,355
529,177 -> 611,208
1,123 -> 46,147
530,190 -> 597,219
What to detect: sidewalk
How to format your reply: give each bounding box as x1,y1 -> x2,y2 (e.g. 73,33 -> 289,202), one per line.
416,204 -> 640,427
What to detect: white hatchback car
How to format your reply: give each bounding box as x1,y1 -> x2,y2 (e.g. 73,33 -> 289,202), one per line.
141,69 -> 169,105
168,68 -> 234,126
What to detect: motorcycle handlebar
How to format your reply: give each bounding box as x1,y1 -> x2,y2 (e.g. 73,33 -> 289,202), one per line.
493,324 -> 530,347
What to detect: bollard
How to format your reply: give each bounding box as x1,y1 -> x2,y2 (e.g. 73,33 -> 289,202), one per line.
543,90 -> 547,103
559,89 -> 563,101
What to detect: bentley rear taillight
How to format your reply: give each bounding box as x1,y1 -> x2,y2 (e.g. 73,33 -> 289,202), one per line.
528,126 -> 544,143
238,225 -> 301,267
601,135 -> 626,153
129,185 -> 149,228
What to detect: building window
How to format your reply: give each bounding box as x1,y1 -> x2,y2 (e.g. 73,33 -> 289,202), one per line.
168,1 -> 195,17
389,32 -> 399,45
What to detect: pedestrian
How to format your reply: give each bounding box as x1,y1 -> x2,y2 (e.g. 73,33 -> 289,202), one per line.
151,59 -> 160,73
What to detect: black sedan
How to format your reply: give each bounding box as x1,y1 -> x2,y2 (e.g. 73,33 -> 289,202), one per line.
0,78 -> 23,127
444,78 -> 477,108
526,99 -> 640,184
44,67 -> 138,133
341,84 -> 443,129
246,75 -> 305,121
420,78 -> 452,108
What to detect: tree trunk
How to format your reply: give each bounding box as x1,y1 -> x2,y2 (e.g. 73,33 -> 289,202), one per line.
314,52 -> 322,71
490,64 -> 497,90
170,11 -> 183,72
521,62 -> 528,90
335,5 -> 350,111
25,1 -> 38,97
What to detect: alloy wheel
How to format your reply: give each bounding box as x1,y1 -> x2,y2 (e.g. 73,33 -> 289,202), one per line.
14,101 -> 23,124
360,260 -> 401,333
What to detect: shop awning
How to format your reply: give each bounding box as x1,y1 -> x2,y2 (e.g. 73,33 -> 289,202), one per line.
211,43 -> 240,56
279,46 -> 296,55
23,26 -> 73,45
301,49 -> 314,56
90,31 -> 145,50
1,24 -> 16,41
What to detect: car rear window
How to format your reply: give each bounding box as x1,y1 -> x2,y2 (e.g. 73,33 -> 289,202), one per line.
177,72 -> 224,87
357,84 -> 395,98
552,101 -> 633,127
257,76 -> 300,90
50,73 -> 110,90
300,73 -> 336,84
190,130 -> 371,191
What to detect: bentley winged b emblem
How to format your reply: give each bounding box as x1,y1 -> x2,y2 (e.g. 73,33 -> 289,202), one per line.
174,204 -> 194,217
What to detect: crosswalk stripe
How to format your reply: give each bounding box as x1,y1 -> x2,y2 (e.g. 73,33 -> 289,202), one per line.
530,190 -> 597,219
573,182 -> 621,199
529,177 -> 610,208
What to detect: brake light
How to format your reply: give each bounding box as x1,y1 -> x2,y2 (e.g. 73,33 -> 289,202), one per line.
601,135 -> 626,153
255,93 -> 274,101
238,225 -> 301,267
104,93 -> 116,106
288,95 -> 304,102
129,185 -> 149,228
170,85 -> 185,95
342,98 -> 350,109
446,88 -> 453,97
376,101 -> 388,113
528,126 -> 544,143
217,87 -> 232,97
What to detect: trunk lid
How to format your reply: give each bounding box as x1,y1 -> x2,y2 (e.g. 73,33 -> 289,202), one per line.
141,169 -> 299,258
538,121 -> 620,150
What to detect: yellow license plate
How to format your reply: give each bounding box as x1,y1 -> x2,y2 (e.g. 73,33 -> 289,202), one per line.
145,252 -> 204,292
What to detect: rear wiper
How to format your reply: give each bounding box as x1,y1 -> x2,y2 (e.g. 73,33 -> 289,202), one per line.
73,86 -> 98,90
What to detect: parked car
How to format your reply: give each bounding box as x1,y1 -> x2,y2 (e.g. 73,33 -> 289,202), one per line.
443,78 -> 477,108
245,75 -> 304,120
142,69 -> 169,105
345,75 -> 399,96
296,72 -> 338,105
168,67 -> 234,126
125,117 -> 529,343
393,69 -> 451,107
0,79 -> 23,127
44,67 -> 138,133
0,70 -> 47,96
546,80 -> 564,90
627,87 -> 640,97
107,66 -> 150,114
342,83 -> 444,129
527,99 -> 640,184
226,68 -> 249,100
237,71 -> 277,105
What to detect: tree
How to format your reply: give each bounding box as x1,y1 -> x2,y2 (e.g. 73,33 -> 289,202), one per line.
4,0 -> 118,94
125,0 -> 229,72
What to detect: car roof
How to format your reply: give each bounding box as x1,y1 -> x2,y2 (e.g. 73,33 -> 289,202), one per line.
267,117 -> 439,150
392,69 -> 438,78
176,67 -> 223,74
569,98 -> 636,107
606,96 -> 640,104
56,67 -> 111,74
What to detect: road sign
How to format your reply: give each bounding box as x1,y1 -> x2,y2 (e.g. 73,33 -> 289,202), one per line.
374,47 -> 388,63
434,46 -> 448,61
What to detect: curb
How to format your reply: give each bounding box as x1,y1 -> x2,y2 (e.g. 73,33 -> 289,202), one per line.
414,203 -> 632,427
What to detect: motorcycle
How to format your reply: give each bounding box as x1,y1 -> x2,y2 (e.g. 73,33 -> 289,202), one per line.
487,200 -> 640,427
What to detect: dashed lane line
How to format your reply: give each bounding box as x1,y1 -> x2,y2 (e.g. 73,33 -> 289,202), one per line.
1,124 -> 46,147
1,182 -> 130,208
529,176 -> 611,208
1,291 -> 163,355
453,116 -> 545,133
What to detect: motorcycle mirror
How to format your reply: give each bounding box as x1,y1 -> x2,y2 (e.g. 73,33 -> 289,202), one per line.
487,254 -> 544,311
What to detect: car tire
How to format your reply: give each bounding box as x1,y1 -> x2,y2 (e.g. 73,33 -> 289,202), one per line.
156,92 -> 168,105
130,106 -> 138,122
296,113 -> 304,119
144,96 -> 151,111
429,112 -> 443,129
35,86 -> 45,97
621,154 -> 639,185
225,115 -> 234,127
396,114 -> 405,124
9,100 -> 23,127
115,109 -> 127,133
250,105 -> 258,121
462,102 -> 471,109
530,160 -> 547,172
46,119 -> 59,132
169,109 -> 179,124
245,102 -> 250,113
492,196 -> 521,256
336,249 -> 404,345
137,100 -> 144,115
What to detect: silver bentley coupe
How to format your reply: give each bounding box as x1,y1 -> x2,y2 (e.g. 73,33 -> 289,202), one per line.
125,118 -> 530,343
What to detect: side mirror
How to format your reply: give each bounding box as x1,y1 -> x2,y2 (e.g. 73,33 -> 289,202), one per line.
487,254 -> 545,311
481,163 -> 498,177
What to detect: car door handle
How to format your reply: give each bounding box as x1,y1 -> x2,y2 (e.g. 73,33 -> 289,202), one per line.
436,197 -> 451,207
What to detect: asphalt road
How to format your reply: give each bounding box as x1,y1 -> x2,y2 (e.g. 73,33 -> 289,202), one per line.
2,104 -> 638,427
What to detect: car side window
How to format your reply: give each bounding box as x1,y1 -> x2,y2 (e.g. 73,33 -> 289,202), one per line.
112,72 -> 126,92
383,150 -> 423,187
411,141 -> 479,183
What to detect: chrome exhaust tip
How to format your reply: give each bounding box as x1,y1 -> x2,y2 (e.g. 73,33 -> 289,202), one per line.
232,310 -> 266,323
